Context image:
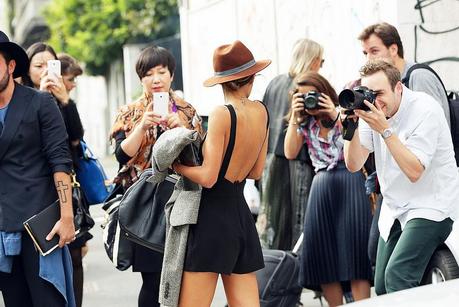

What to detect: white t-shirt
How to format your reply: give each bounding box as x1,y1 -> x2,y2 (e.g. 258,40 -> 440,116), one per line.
359,86 -> 459,241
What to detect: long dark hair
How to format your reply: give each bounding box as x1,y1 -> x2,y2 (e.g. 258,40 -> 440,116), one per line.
21,42 -> 57,88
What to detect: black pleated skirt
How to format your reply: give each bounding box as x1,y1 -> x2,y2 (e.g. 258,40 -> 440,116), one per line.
299,162 -> 372,289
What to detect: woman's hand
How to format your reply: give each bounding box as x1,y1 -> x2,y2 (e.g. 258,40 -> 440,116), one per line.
165,112 -> 187,129
172,161 -> 182,174
39,69 -> 55,92
317,93 -> 338,120
290,92 -> 306,123
291,92 -> 305,116
39,70 -> 70,105
139,105 -> 162,131
49,76 -> 70,105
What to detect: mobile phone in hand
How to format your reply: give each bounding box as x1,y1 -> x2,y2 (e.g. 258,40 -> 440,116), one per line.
153,92 -> 169,117
47,60 -> 61,78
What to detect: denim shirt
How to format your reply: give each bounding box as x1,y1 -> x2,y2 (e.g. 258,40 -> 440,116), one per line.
0,232 -> 76,307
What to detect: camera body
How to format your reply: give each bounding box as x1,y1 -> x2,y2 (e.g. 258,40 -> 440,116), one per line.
302,91 -> 323,110
338,86 -> 376,112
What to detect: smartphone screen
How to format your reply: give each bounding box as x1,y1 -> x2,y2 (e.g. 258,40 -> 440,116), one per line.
47,60 -> 61,77
153,92 -> 169,117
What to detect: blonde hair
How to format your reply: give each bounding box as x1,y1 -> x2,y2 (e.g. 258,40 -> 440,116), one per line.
288,38 -> 324,78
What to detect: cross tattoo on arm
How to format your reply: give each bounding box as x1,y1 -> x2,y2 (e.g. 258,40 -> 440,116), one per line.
56,180 -> 69,203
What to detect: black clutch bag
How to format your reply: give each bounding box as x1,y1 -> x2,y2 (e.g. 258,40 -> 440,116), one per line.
23,200 -> 61,256
24,194 -> 86,256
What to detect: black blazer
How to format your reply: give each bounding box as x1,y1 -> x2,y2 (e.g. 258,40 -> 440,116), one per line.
0,83 -> 72,232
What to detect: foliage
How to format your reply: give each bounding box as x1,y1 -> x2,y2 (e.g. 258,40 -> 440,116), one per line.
44,0 -> 179,75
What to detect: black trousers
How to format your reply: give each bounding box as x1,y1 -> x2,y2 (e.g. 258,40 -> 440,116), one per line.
0,233 -> 65,307
138,272 -> 161,307
70,246 -> 84,307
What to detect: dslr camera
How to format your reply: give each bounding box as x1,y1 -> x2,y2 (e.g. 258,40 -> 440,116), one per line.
302,91 -> 323,110
338,86 -> 376,113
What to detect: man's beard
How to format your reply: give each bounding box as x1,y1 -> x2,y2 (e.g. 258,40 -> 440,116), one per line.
0,71 -> 10,93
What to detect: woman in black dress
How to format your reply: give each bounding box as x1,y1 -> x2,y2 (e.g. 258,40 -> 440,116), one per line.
173,40 -> 270,307
110,45 -> 201,307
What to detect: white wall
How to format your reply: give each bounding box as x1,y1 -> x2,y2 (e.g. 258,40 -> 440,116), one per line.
397,0 -> 459,91
0,0 -> 9,35
179,0 -> 459,115
73,76 -> 109,158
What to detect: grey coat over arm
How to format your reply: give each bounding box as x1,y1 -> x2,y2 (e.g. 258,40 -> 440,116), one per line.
146,127 -> 203,307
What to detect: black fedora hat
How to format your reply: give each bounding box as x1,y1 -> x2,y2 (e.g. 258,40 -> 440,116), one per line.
0,31 -> 29,78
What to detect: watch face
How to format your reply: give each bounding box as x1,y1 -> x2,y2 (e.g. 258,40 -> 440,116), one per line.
383,128 -> 392,139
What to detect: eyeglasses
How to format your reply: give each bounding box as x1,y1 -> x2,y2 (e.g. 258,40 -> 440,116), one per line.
320,59 -> 325,68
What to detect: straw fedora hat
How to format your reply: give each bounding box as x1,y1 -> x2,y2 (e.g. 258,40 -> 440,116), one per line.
0,31 -> 29,78
204,40 -> 271,87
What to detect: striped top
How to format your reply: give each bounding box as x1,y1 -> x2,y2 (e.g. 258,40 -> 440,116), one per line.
299,116 -> 344,172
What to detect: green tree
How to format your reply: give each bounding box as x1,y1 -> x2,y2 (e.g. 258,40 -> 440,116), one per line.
44,0 -> 179,75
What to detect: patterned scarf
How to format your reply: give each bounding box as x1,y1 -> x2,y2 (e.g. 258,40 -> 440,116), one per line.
110,90 -> 201,188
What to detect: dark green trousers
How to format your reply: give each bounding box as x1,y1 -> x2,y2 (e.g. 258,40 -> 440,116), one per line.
374,217 -> 453,295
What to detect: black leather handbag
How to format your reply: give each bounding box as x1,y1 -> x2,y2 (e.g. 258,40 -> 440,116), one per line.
71,174 -> 95,237
177,142 -> 201,166
101,194 -> 133,271
118,169 -> 176,253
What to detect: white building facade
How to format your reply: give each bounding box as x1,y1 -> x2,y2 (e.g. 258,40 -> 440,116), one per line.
179,0 -> 459,115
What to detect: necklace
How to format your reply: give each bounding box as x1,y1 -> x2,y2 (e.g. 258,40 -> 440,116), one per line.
240,97 -> 250,104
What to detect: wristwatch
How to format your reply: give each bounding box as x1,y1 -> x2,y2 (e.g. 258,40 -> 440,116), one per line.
381,127 -> 393,139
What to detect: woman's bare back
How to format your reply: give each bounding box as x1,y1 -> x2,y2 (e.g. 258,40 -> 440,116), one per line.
220,100 -> 269,182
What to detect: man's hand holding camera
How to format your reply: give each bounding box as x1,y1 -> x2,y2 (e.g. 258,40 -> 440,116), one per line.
354,100 -> 390,136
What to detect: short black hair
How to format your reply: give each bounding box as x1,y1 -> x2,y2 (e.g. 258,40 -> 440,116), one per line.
135,45 -> 176,80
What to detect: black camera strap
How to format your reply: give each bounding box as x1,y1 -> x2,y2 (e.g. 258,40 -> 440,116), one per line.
321,112 -> 340,129
341,115 -> 359,141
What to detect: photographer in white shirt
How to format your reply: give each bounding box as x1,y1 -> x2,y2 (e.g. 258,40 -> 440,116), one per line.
343,60 -> 458,295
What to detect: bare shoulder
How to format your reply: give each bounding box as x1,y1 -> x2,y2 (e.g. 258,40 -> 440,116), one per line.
250,100 -> 269,120
248,99 -> 265,109
209,105 -> 230,119
208,105 -> 231,129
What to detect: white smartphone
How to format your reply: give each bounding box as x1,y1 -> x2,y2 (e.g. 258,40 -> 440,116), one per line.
153,92 -> 169,117
47,60 -> 61,77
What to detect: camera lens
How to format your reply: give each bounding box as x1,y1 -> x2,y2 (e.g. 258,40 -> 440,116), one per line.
304,96 -> 318,109
338,89 -> 356,109
303,91 -> 321,110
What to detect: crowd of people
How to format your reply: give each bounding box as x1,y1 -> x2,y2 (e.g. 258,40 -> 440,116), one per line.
0,20 -> 457,307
